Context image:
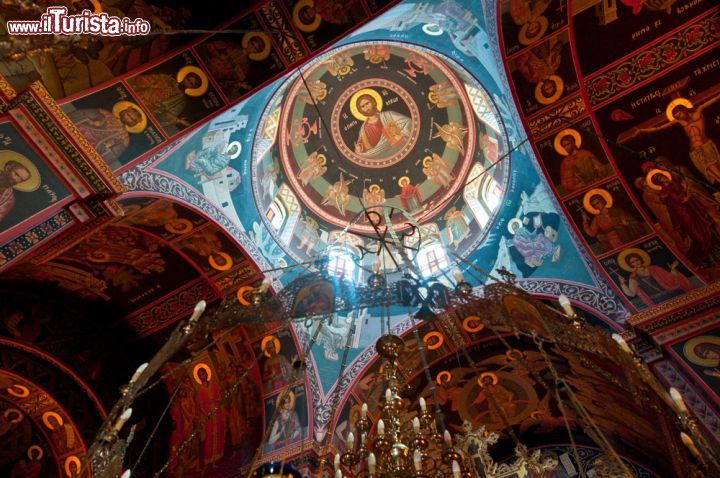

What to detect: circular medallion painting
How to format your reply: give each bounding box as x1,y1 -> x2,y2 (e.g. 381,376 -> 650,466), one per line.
252,42 -> 509,271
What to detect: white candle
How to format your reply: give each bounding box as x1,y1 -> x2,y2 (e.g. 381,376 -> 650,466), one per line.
452,460 -> 461,478
612,334 -> 631,354
368,452 -> 376,473
558,294 -> 574,317
377,419 -> 385,436
669,387 -> 689,414
681,432 -> 701,459
419,397 -> 427,412
130,363 -> 148,383
259,276 -> 272,293
372,259 -> 381,273
444,430 -> 452,446
361,402 -> 368,418
190,300 -> 206,322
334,453 -> 340,470
114,408 -> 132,431
335,470 -> 343,478
413,449 -> 422,471
385,388 -> 392,403
346,431 -> 355,449
412,417 -> 420,433
454,270 -> 464,282
120,471 -> 131,478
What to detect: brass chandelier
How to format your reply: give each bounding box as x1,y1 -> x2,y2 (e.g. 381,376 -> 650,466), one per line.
333,334 -> 557,478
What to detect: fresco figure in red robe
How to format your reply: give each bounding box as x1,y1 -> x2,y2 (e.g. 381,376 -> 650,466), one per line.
353,92 -> 411,159
399,177 -> 422,213
195,366 -> 224,467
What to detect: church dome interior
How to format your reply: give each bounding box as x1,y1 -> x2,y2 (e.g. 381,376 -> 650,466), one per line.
0,0 -> 719,477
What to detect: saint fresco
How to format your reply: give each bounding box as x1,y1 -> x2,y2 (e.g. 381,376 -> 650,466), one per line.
669,327 -> 720,405
126,52 -> 224,137
500,0 -> 568,56
61,83 -> 164,170
194,14 -> 286,102
600,237 -> 702,312
286,0 -> 369,51
563,179 -> 651,255
0,121 -> 70,233
595,47 -> 720,277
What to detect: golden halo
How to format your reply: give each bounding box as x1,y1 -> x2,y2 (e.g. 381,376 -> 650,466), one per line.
86,250 -> 111,263
553,128 -> 582,156
292,0 -> 322,33
242,31 -> 272,61
4,408 -> 23,423
617,247 -> 650,272
666,98 -> 693,122
208,251 -> 233,271
684,336 -> 720,367
645,168 -> 671,191
505,349 -> 523,361
65,456 -> 81,477
582,188 -> 613,215
7,384 -> 29,398
73,0 -> 102,14
0,151 -> 41,192
462,315 -> 485,333
477,372 -> 498,387
428,91 -> 439,105
518,16 -> 548,45
226,141 -> 242,159
42,411 -> 63,430
368,184 -> 380,193
349,88 -> 383,122
165,218 -> 194,234
530,410 -> 544,421
236,285 -> 254,306
423,331 -> 444,350
277,390 -> 296,409
435,370 -> 452,385
534,75 -> 564,105
112,101 -> 147,134
398,176 -> 410,188
507,217 -> 523,235
422,156 -> 434,168
28,445 -> 43,461
316,153 -> 327,166
261,335 -> 281,357
176,66 -> 208,97
192,363 -> 212,384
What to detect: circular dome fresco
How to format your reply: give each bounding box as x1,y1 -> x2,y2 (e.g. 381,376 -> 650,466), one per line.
251,42 -> 509,274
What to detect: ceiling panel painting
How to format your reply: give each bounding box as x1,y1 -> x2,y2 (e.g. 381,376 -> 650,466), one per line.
134,3 -> 636,457
497,0 -> 720,317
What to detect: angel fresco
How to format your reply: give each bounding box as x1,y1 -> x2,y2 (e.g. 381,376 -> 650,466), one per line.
423,153 -> 455,188
362,184 -> 385,221
323,174 -> 351,216
432,122 -> 468,154
444,207 -> 470,249
620,87 -> 720,186
507,216 -> 560,268
297,152 -> 328,186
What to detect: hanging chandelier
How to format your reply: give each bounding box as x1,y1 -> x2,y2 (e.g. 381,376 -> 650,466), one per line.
333,334 -> 558,478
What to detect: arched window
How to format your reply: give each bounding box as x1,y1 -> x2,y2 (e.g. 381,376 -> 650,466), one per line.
265,197 -> 286,231
410,224 -> 449,277
464,162 -> 502,229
